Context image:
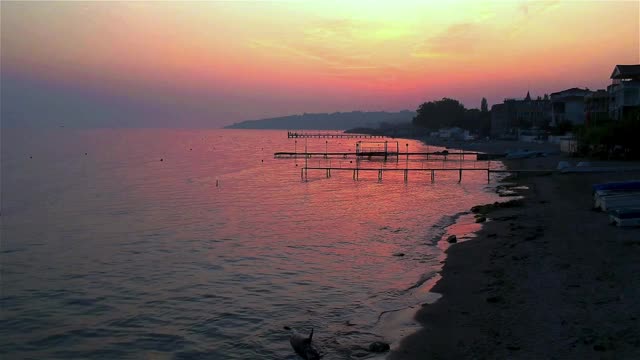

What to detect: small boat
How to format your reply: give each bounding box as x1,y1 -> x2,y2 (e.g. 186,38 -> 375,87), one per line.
563,166 -> 640,173
594,189 -> 640,209
600,194 -> 640,212
592,180 -> 640,192
609,208 -> 640,227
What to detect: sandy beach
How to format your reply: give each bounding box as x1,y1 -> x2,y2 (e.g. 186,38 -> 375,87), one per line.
391,140 -> 640,359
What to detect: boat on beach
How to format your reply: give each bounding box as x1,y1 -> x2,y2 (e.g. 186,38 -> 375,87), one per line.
600,194 -> 640,212
609,208 -> 640,227
593,189 -> 640,209
592,180 -> 640,192
593,181 -> 640,227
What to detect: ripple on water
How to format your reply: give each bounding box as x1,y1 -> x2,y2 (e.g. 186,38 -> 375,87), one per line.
108,314 -> 171,329
173,349 -> 228,360
2,129 -> 504,359
115,332 -> 192,352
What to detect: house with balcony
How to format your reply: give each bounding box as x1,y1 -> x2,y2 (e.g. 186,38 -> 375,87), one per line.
608,64 -> 640,121
550,88 -> 593,126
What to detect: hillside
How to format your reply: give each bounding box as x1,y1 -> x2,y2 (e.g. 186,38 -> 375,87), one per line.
224,110 -> 414,130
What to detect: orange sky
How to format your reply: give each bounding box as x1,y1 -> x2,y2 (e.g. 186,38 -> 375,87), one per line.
2,1 -> 639,127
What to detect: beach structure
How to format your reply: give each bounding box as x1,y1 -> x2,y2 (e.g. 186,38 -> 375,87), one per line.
355,140 -> 399,159
299,165 -> 553,184
274,150 -> 486,159
287,131 -> 385,139
608,64 -> 640,121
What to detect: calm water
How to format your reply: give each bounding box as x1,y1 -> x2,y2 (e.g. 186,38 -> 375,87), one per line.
1,129 -> 503,359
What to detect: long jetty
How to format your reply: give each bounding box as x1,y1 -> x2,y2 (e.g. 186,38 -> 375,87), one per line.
274,151 -> 490,159
287,131 -> 385,139
300,166 -> 555,183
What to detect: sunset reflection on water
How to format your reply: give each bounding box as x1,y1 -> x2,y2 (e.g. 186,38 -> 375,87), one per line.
2,129 -> 503,359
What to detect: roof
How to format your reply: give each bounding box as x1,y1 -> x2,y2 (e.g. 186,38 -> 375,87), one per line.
611,64 -> 640,79
584,89 -> 608,98
550,87 -> 592,97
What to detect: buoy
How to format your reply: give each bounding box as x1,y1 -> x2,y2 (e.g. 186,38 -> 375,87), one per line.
85,152 -> 88,155
160,158 -> 163,162
216,180 -> 219,187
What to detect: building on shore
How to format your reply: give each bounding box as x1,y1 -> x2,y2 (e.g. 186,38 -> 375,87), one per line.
550,88 -> 593,126
429,127 -> 473,140
608,64 -> 640,121
490,91 -> 551,138
584,89 -> 609,126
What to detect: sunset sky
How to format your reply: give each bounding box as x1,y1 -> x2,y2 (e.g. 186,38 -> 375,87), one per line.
2,1 -> 638,128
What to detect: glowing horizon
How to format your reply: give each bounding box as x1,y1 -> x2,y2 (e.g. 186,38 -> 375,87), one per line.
2,1 -> 638,127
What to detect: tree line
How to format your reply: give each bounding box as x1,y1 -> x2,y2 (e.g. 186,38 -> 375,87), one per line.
412,97 -> 491,136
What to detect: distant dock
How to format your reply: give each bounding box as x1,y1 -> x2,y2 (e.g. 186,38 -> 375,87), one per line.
274,151 -> 485,159
287,131 -> 385,139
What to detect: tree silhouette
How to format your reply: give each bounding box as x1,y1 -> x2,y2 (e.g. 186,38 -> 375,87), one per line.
413,98 -> 467,129
481,98 -> 489,112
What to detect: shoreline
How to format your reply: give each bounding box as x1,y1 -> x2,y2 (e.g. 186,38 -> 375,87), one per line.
389,139 -> 640,359
366,138 -> 511,358
370,138 -> 517,357
371,211 -> 489,359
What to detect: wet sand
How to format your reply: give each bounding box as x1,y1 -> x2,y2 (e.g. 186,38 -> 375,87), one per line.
391,141 -> 640,359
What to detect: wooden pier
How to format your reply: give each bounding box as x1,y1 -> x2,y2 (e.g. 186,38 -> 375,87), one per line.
287,131 -> 385,139
300,166 -> 555,184
274,151 -> 484,159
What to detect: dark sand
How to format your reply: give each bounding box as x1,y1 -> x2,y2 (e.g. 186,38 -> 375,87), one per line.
391,141 -> 640,359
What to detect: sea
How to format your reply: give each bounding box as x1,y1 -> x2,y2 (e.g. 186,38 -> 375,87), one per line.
1,129 -> 504,359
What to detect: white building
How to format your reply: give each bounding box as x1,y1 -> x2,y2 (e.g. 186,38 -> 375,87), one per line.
433,127 -> 471,140
550,88 -> 592,126
608,64 -> 640,121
